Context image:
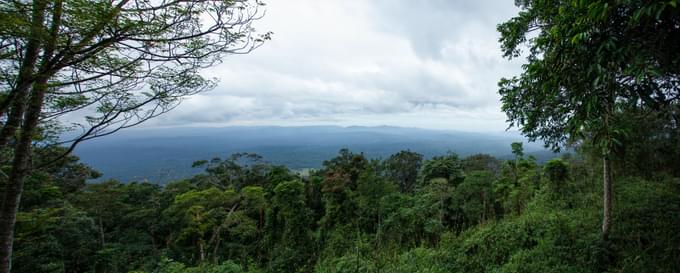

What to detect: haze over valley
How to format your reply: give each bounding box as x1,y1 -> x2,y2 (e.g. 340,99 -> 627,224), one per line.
74,126 -> 553,182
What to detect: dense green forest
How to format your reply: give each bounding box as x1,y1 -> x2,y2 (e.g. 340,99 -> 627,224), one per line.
2,0 -> 680,272
9,140 -> 680,272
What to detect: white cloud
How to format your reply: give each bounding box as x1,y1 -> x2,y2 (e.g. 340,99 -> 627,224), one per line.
150,0 -> 524,132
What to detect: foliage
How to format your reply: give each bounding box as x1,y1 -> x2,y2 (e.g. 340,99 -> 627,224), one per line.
0,1 -> 271,271
265,180 -> 315,272
497,0 -> 680,242
8,146 -> 680,273
4,1 -> 679,272
419,153 -> 465,186
497,0 -> 680,151
382,150 -> 423,194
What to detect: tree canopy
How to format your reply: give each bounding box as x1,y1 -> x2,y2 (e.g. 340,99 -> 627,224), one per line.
0,1 -> 270,272
497,0 -> 680,239
8,147 -> 680,273
498,0 -> 679,151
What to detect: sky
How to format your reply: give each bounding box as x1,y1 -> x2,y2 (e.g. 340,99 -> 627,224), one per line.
150,0 -> 525,132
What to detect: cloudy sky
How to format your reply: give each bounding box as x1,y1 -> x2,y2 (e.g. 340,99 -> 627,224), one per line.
151,0 -> 525,132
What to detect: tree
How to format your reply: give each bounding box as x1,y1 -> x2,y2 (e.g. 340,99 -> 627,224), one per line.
493,146 -> 539,216
451,171 -> 496,228
191,153 -> 272,190
0,1 -> 270,271
264,180 -> 314,272
321,149 -> 369,189
544,159 -> 569,193
13,204 -> 99,273
462,153 -> 501,176
68,181 -> 164,272
498,0 -> 680,239
165,187 -> 241,264
317,149 -> 369,233
419,153 -> 465,187
353,167 -> 396,239
415,178 -> 451,242
383,150 -> 423,194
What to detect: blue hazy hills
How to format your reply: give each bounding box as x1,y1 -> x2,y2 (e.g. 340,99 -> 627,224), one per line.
72,126 -> 556,183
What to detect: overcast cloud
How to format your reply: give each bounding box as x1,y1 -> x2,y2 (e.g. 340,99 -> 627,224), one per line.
150,0 -> 524,132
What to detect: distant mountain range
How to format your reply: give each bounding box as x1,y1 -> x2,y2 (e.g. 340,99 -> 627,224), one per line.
71,126 -> 557,183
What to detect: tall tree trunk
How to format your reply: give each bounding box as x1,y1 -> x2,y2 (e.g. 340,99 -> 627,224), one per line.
199,240 -> 206,263
602,157 -> 612,240
0,2 -> 59,271
0,149 -> 29,273
212,230 -> 221,264
0,0 -> 46,149
0,76 -> 50,273
99,216 -> 106,247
